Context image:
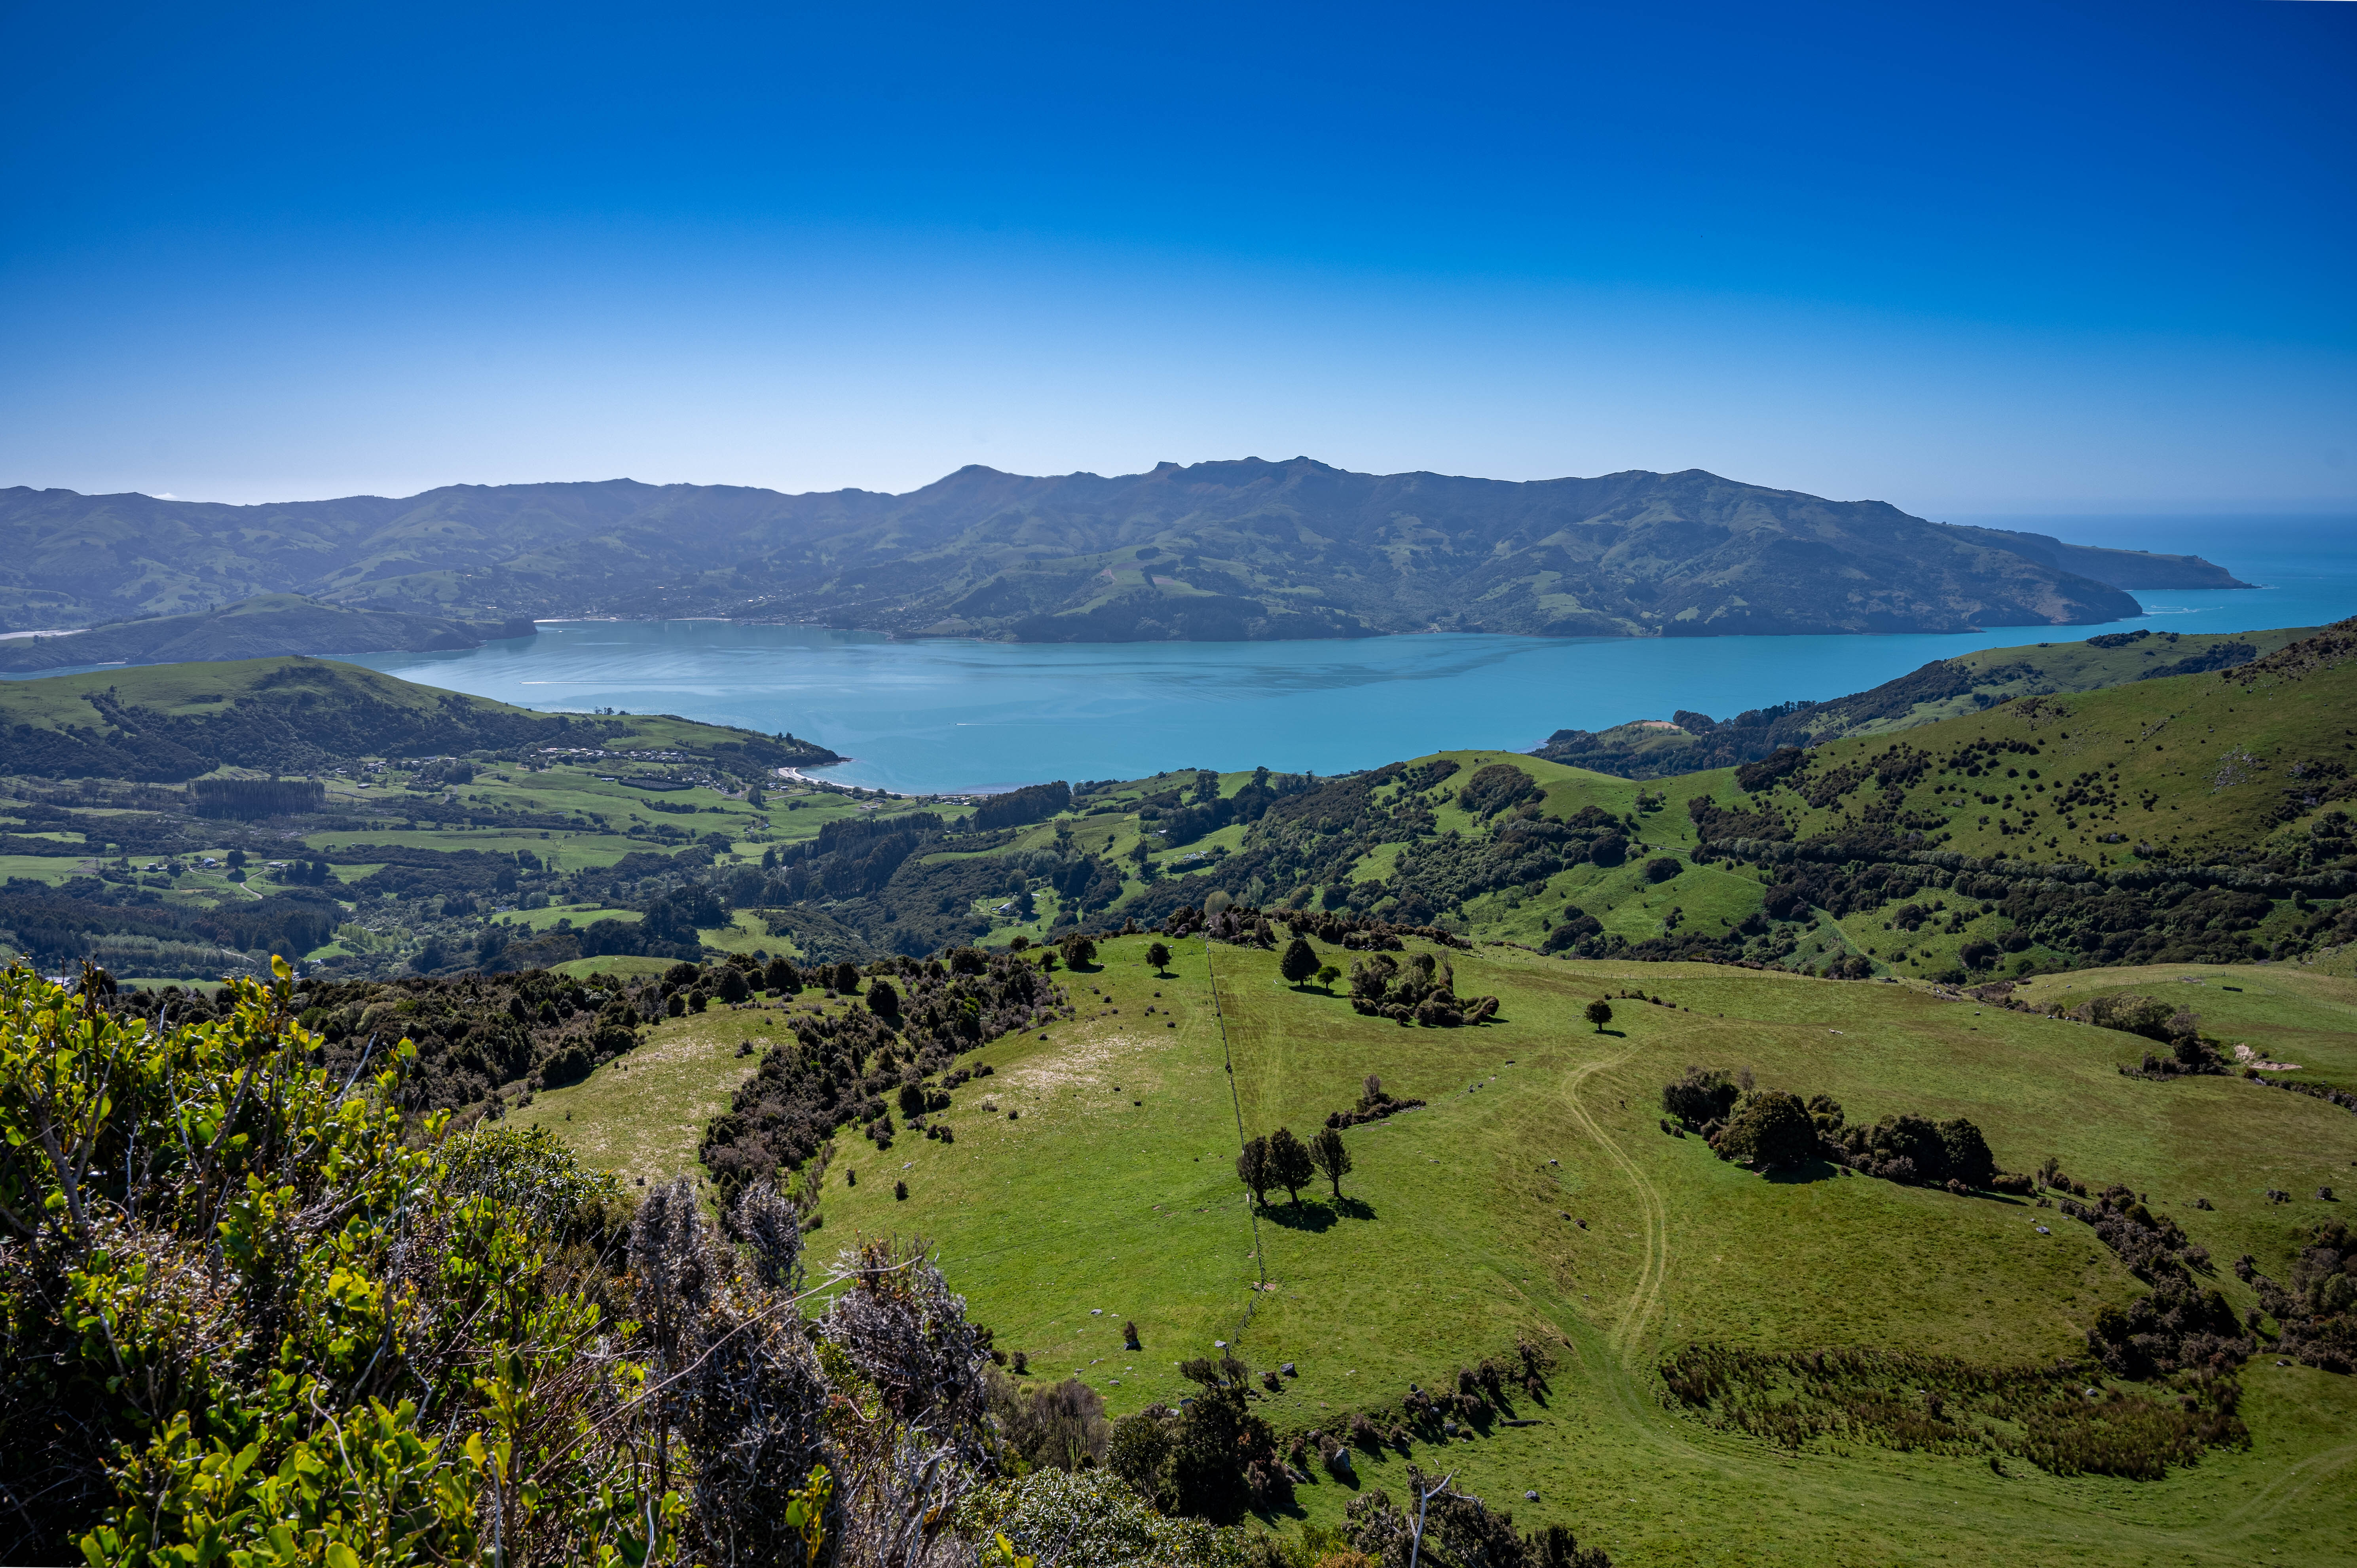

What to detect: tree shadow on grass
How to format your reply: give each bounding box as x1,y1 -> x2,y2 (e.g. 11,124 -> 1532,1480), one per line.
1262,1194 -> 1381,1230
1261,1200 -> 1338,1233
1761,1157 -> 1843,1185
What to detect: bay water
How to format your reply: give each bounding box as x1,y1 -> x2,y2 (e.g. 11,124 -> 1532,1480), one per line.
320,514 -> 2357,794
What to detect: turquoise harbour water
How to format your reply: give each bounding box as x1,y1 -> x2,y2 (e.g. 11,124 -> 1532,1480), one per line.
330,516 -> 2357,793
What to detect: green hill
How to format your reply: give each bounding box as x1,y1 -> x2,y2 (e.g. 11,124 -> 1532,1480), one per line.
1533,624 -> 2315,779
18,629 -> 2356,1566
512,927 -> 2357,1565
0,654 -> 837,779
0,592 -> 533,672
1,463 -> 2242,639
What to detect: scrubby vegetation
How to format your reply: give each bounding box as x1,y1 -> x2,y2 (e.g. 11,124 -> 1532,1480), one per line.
1344,1465 -> 1612,1568
1659,1346 -> 2247,1481
1659,1068 -> 2001,1191
701,948 -> 1062,1201
0,960 -> 1311,1568
1106,1354 -> 1294,1523
2243,1218 -> 2357,1373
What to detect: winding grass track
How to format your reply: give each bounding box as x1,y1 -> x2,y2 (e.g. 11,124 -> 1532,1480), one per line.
534,934 -> 2357,1564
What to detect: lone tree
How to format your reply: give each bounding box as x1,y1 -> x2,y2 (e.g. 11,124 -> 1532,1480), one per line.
1585,999 -> 1613,1033
1061,933 -> 1098,969
1236,1136 -> 1272,1205
1309,1125 -> 1353,1198
1146,941 -> 1173,974
1279,936 -> 1320,989
1266,1127 -> 1315,1204
1315,963 -> 1340,993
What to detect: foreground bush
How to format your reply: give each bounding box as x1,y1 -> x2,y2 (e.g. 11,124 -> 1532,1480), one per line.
0,960 -> 677,1567
0,959 -> 1129,1568
966,1469 -> 1242,1568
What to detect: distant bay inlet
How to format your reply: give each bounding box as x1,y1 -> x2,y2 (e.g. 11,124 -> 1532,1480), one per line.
340,542 -> 2356,796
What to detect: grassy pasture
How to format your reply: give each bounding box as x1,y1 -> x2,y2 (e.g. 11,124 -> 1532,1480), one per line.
510,999 -> 791,1186
773,934 -> 2357,1566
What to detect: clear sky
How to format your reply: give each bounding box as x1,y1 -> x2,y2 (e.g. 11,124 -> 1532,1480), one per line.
2,0 -> 2351,514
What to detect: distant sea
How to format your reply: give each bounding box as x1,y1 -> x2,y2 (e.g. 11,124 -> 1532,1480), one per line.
331,513 -> 2356,794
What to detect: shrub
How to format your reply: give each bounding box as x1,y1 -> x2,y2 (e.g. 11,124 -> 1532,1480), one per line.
1643,856 -> 1682,884
966,1468 -> 1242,1568
987,1370 -> 1113,1472
0,962 -> 690,1566
1713,1090 -> 1817,1170
1661,1066 -> 1738,1129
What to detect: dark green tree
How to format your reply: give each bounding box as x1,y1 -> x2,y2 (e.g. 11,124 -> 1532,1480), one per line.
1715,1089 -> 1818,1170
1236,1135 -> 1271,1205
867,977 -> 899,1016
1661,1066 -> 1738,1128
1936,1117 -> 1996,1188
1061,933 -> 1097,969
1267,1126 -> 1314,1204
831,961 -> 860,994
762,955 -> 801,991
1309,1125 -> 1353,1198
1279,936 -> 1319,988
1146,941 -> 1173,973
1585,999 -> 1613,1032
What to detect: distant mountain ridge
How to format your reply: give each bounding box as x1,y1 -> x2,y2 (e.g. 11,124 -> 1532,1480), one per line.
0,460 -> 2245,641
0,593 -> 535,673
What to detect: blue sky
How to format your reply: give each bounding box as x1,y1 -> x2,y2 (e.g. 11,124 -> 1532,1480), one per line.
2,0 -> 2351,513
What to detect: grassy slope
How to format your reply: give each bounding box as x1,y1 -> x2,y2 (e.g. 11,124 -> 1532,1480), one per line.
510,998 -> 801,1185
0,593 -> 505,673
1301,648 -> 2354,979
769,932 -> 2357,1566
0,654 -> 811,758
1825,626 -> 2319,738
1541,626 -> 2319,777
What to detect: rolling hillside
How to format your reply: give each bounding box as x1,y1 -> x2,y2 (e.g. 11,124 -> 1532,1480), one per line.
0,461 -> 2241,640
1533,624 -> 2316,779
513,929 -> 2357,1566
0,592 -> 535,672
0,654 -> 837,780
